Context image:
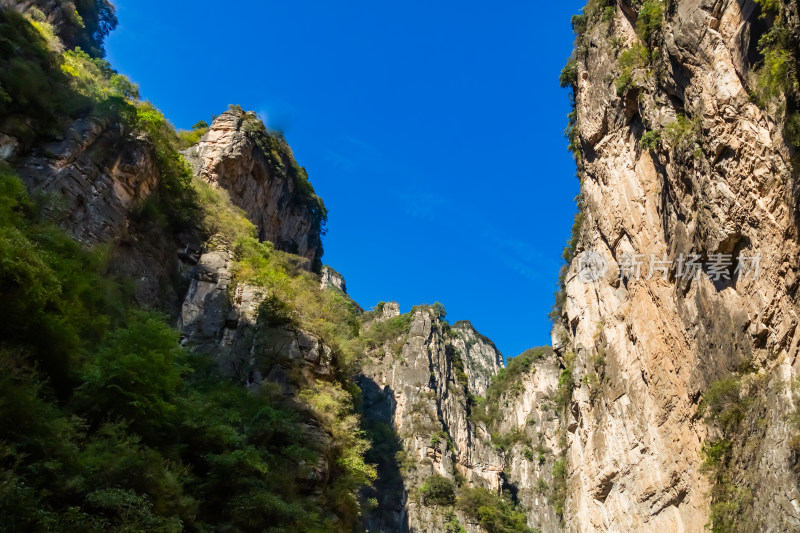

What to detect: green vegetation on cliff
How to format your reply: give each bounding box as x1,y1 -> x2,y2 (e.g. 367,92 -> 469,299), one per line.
456,487 -> 536,533
751,0 -> 800,149
0,7 -> 370,531
0,162 -> 373,531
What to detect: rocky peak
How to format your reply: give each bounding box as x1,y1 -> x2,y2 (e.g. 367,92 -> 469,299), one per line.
187,107 -> 326,269
451,320 -> 504,396
320,265 -> 347,293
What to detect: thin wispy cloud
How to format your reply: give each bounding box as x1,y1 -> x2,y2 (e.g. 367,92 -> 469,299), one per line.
396,191 -> 450,220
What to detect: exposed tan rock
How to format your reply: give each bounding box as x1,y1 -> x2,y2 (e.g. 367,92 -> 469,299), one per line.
186,108 -> 325,267
552,1 -> 800,531
320,264 -> 347,293
14,115 -> 159,245
360,308 -> 508,532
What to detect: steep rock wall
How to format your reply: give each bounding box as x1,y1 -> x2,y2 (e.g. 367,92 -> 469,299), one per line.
187,108 -> 325,268
359,308 -> 504,532
554,1 -> 800,531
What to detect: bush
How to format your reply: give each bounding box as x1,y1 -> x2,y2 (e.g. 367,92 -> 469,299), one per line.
571,14 -> 587,35
663,114 -> 702,151
554,353 -> 576,414
700,439 -> 732,472
560,59 -> 578,88
523,447 -> 535,461
699,376 -> 751,434
133,102 -> 198,229
551,459 -> 568,516
445,509 -> 468,533
457,487 -> 534,533
786,112 -> 800,147
492,429 -> 528,453
616,43 -> 649,96
641,130 -> 661,150
75,311 -> 190,437
636,1 -> 664,45
418,474 -> 456,506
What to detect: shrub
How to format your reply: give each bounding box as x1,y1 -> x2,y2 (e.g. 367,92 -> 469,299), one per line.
571,14 -> 587,35
133,102 -> 199,229
457,487 -> 534,533
418,474 -> 456,506
663,113 -> 701,150
492,429 -> 528,453
785,112 -> 800,147
616,43 -> 649,96
602,6 -> 615,23
700,439 -> 732,472
523,447 -> 535,461
551,459 -> 568,516
699,376 -> 749,433
560,59 -> 578,88
71,0 -> 118,57
193,179 -> 256,245
75,311 -> 190,436
445,509 -> 468,533
641,130 -> 661,150
554,353 -> 576,414
636,1 -> 664,45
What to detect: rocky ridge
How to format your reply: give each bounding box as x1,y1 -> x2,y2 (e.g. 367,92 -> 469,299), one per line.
186,108 -> 326,269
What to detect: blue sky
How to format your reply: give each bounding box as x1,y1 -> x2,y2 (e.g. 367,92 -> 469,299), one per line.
106,0 -> 585,359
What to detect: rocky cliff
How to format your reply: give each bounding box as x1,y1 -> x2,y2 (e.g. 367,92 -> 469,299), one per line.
551,0 -> 800,531
4,0 -> 800,531
358,305 -> 564,532
186,108 -> 327,269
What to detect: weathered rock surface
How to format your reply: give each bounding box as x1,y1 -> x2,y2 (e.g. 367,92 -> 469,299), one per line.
13,115 -> 158,245
187,108 -> 325,268
320,264 -> 347,293
360,308 -> 504,532
450,320 -> 504,396
1,0 -> 82,48
178,245 -> 333,386
552,1 -> 800,531
6,113 -> 189,312
359,309 -> 564,532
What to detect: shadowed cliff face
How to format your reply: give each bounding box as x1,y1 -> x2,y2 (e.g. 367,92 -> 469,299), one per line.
357,307 -> 564,532
187,109 -> 326,270
551,0 -> 800,531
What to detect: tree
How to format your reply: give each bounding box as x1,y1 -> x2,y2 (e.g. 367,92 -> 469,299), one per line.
418,474 -> 456,506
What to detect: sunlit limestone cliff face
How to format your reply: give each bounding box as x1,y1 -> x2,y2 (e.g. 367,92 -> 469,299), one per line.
186,108 -> 327,269
551,0 -> 800,531
358,304 -> 563,533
